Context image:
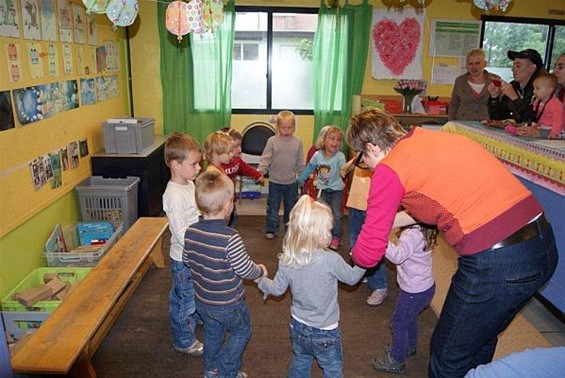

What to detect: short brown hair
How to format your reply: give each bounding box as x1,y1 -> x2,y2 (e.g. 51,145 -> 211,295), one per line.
164,132 -> 201,168
204,131 -> 232,161
346,109 -> 406,153
195,170 -> 234,215
534,74 -> 558,91
220,127 -> 243,142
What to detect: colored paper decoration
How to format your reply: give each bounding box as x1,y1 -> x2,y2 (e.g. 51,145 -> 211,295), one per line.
186,0 -> 206,35
166,1 -> 191,41
202,0 -> 223,30
83,0 -> 110,14
165,0 -> 224,41
106,0 -> 139,27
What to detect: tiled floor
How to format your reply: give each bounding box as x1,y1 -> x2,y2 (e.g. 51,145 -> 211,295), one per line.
238,194 -> 565,348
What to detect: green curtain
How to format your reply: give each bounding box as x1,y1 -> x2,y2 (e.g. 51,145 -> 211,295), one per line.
157,0 -> 235,143
312,0 -> 372,142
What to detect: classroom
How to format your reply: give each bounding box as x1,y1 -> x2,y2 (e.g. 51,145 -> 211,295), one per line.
1,0 -> 564,377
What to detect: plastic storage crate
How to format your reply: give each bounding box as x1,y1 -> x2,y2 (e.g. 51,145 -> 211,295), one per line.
103,117 -> 155,154
43,223 -> 124,267
1,267 -> 91,312
2,311 -> 50,341
75,176 -> 140,230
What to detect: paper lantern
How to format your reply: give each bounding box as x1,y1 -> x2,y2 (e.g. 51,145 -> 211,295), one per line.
82,0 -> 110,14
106,0 -> 139,27
186,0 -> 207,34
166,1 -> 191,41
202,0 -> 223,31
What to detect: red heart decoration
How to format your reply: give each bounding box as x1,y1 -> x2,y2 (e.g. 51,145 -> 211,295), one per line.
372,18 -> 421,76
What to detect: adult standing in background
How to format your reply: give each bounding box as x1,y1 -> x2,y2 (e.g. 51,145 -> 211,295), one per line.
448,49 -> 498,121
487,49 -> 547,123
552,53 -> 565,133
346,109 -> 558,378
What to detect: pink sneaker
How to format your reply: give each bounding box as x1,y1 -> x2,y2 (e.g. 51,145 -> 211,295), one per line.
329,237 -> 341,250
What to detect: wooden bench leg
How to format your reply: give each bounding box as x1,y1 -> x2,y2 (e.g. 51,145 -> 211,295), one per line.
151,238 -> 165,269
70,350 -> 96,378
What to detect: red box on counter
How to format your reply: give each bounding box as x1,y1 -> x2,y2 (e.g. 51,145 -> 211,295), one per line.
423,101 -> 449,115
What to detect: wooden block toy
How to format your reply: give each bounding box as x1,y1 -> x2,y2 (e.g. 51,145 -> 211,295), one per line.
54,284 -> 71,301
16,285 -> 53,307
43,273 -> 58,283
45,277 -> 66,297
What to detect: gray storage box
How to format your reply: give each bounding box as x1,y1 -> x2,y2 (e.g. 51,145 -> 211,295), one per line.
103,117 -> 155,154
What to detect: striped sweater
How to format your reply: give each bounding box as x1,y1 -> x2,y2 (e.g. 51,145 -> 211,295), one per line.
183,218 -> 264,306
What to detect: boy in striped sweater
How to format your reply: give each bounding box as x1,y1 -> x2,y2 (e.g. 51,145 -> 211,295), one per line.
183,170 -> 268,378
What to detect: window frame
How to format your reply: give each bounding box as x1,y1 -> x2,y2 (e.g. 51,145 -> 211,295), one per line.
232,6 -> 318,116
479,15 -> 565,71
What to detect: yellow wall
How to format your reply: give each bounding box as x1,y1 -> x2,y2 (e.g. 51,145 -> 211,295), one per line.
0,12 -> 129,297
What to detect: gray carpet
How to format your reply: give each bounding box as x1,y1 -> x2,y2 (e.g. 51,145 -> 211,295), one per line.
92,216 -> 438,377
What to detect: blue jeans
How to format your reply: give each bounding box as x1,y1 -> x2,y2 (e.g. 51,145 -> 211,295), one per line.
197,300 -> 252,378
266,181 -> 298,235
320,189 -> 343,238
348,208 -> 387,290
288,317 -> 343,378
429,225 -> 558,378
391,284 -> 436,362
169,259 -> 198,349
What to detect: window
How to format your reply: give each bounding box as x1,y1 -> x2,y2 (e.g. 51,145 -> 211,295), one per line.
232,7 -> 318,114
480,16 -> 565,82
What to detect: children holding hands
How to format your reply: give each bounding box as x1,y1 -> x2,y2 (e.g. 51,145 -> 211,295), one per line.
257,195 -> 365,378
297,125 -> 346,250
183,170 -> 268,378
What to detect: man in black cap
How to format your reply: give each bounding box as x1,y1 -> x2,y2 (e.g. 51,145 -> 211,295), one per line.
487,48 -> 547,123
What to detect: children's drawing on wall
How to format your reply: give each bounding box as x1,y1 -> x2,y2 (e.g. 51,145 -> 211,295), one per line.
103,40 -> 119,71
30,156 -> 43,190
57,0 -> 72,42
60,79 -> 78,110
0,0 -> 20,38
0,90 -> 15,131
76,45 -> 88,75
72,3 -> 85,44
48,151 -> 62,188
96,74 -> 118,101
62,43 -> 73,75
86,13 -> 97,45
6,42 -> 23,82
69,140 -> 79,168
371,9 -> 424,80
47,42 -> 59,76
43,154 -> 54,182
60,145 -> 69,170
13,85 -> 43,125
79,138 -> 88,157
22,0 -> 40,40
80,78 -> 96,105
40,0 -> 56,41
95,45 -> 106,73
27,42 -> 43,78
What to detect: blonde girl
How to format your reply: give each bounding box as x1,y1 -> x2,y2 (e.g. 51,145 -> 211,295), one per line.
297,125 -> 346,250
257,195 -> 365,378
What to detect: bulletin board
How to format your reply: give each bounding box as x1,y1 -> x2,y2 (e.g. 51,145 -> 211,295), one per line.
0,0 -> 128,238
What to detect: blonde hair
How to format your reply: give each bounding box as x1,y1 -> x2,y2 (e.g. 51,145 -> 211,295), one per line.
534,74 -> 558,91
276,110 -> 297,131
314,125 -> 343,150
280,195 -> 333,267
346,109 -> 407,154
220,127 -> 243,142
195,170 -> 234,215
164,132 -> 201,168
466,48 -> 486,62
204,131 -> 233,161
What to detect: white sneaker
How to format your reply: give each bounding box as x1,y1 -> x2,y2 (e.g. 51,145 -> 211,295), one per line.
366,289 -> 388,306
265,232 -> 274,239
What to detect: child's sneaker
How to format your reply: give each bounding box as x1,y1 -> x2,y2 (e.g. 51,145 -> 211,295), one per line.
265,232 -> 274,239
372,351 -> 406,374
329,237 -> 341,250
366,288 -> 388,306
174,339 -> 204,356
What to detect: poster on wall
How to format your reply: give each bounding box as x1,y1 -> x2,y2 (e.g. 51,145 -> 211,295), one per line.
80,78 -> 95,105
429,19 -> 481,57
104,40 -> 119,71
57,0 -> 72,43
49,151 -> 62,188
27,41 -> 44,78
6,42 -> 23,82
21,0 -> 41,40
86,13 -> 97,45
69,140 -> 79,168
371,9 -> 424,80
0,0 -> 21,38
95,45 -> 106,73
47,42 -> 59,76
62,43 -> 73,75
0,90 -> 16,132
13,85 -> 47,125
96,74 -> 118,102
72,3 -> 85,44
40,0 -> 57,41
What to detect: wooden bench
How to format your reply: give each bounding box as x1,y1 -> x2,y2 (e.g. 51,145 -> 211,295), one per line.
10,217 -> 169,377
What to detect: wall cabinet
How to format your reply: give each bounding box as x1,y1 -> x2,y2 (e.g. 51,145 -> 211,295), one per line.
91,135 -> 169,217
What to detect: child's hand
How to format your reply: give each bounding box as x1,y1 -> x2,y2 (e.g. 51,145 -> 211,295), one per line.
256,263 -> 268,280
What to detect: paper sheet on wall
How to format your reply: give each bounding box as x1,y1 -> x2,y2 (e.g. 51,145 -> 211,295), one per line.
429,19 -> 480,58
432,65 -> 458,85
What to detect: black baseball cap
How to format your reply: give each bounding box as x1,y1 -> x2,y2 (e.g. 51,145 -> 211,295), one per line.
507,49 -> 543,68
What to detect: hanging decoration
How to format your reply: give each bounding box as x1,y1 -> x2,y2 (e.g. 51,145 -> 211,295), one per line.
381,0 -> 433,14
165,0 -> 224,41
82,0 -> 110,14
472,0 -> 512,13
106,0 -> 140,27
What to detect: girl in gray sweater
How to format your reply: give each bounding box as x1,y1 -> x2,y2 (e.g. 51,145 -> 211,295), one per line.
257,195 -> 365,378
